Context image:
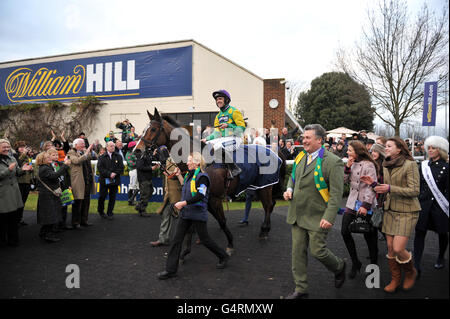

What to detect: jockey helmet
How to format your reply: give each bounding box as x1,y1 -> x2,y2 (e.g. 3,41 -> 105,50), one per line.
212,90 -> 231,105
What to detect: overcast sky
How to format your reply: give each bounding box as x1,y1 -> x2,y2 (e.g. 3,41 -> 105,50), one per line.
0,0 -> 448,135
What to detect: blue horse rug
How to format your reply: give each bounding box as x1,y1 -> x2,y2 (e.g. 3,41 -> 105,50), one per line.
216,144 -> 282,196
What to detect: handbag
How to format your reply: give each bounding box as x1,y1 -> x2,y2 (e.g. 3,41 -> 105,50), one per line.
370,206 -> 384,228
348,215 -> 373,233
36,175 -> 63,197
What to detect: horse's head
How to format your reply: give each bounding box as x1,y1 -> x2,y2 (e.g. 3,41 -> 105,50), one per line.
134,108 -> 169,152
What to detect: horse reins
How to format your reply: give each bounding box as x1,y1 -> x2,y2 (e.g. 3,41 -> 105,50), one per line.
137,120 -> 170,150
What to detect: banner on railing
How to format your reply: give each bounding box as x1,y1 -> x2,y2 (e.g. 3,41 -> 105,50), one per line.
91,176 -> 163,202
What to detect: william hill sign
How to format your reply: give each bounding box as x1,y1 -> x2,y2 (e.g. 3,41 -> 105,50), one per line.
0,46 -> 192,105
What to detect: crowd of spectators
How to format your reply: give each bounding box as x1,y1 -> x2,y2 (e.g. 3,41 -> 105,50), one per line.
0,119 -> 447,298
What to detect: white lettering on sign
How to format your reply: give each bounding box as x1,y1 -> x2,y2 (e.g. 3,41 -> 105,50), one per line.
114,61 -> 127,91
86,63 -> 103,93
127,60 -> 140,90
104,62 -> 113,92
86,60 -> 140,93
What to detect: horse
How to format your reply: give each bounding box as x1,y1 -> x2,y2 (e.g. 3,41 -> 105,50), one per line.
135,108 -> 286,255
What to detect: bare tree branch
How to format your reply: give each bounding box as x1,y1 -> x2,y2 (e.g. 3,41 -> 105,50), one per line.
335,0 -> 448,135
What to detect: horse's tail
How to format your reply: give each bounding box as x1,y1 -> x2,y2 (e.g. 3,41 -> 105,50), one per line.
273,151 -> 287,198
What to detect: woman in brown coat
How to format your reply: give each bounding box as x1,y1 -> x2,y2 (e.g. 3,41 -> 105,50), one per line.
341,141 -> 378,278
362,137 -> 420,293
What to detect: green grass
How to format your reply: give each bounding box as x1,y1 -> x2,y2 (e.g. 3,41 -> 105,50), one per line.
24,192 -> 290,214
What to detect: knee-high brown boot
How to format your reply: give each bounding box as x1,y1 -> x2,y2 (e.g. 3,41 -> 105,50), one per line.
384,255 -> 401,293
396,253 -> 417,291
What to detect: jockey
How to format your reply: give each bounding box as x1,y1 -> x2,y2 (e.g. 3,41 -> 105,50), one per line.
202,89 -> 245,178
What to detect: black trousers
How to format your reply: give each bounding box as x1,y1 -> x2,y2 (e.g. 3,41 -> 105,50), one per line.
341,212 -> 379,265
97,184 -> 118,216
72,183 -> 92,225
0,210 -> 19,245
166,218 -> 228,274
136,180 -> 152,211
414,229 -> 449,270
59,206 -> 68,226
39,224 -> 55,237
17,183 -> 31,222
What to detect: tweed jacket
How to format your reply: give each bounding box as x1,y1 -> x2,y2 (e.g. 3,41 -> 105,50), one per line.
383,159 -> 421,213
286,149 -> 344,231
344,160 -> 377,211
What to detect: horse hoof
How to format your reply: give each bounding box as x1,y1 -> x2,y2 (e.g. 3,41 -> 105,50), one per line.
226,247 -> 234,256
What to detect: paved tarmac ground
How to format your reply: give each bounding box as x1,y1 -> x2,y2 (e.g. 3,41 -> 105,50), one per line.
0,206 -> 448,299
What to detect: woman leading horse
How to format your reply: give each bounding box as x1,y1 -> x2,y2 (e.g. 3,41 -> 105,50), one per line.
135,108 -> 286,254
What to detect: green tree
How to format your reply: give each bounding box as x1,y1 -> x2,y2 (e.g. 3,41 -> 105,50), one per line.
295,72 -> 374,131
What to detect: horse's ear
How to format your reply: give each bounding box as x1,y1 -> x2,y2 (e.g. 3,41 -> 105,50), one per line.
154,108 -> 162,122
147,110 -> 153,121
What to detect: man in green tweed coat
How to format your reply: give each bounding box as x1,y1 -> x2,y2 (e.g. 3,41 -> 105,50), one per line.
283,124 -> 346,299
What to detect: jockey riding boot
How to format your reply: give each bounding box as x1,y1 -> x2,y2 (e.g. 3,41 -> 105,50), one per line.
127,190 -> 134,206
223,151 -> 241,179
129,189 -> 139,205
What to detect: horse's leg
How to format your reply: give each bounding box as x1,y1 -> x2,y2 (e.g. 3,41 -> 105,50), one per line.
180,224 -> 194,264
208,196 -> 234,256
257,186 -> 276,240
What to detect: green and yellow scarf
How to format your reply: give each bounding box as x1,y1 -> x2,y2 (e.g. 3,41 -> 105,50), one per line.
291,145 -> 330,203
183,167 -> 201,197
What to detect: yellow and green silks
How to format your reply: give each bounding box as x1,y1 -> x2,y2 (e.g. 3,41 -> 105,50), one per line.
291,145 -> 330,203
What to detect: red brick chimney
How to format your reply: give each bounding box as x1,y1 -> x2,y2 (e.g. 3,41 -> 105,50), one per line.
263,78 -> 285,131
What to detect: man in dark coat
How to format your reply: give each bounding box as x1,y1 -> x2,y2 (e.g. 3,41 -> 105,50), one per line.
359,130 -> 369,144
97,141 -> 124,220
135,146 -> 159,217
280,125 -> 300,142
116,119 -> 133,143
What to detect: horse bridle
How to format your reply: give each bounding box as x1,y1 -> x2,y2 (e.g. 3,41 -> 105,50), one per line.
138,120 -> 169,149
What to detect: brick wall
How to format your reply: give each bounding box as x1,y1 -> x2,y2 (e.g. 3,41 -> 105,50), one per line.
263,78 -> 285,131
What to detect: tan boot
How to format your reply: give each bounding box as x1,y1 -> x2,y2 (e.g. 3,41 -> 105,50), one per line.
384,255 -> 401,293
396,253 -> 417,291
